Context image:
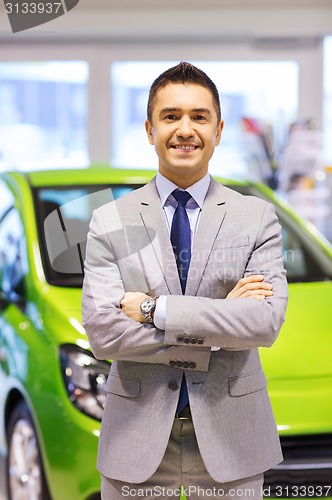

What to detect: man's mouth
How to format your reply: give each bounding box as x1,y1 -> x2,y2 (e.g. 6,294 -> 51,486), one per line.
171,145 -> 198,150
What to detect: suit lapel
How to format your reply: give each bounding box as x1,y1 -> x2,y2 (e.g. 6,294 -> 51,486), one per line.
138,177 -> 227,297
186,178 -> 226,296
139,180 -> 182,295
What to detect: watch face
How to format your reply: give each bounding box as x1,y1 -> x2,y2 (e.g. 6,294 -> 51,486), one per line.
141,298 -> 154,313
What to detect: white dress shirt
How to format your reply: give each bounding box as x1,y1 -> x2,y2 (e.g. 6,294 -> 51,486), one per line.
153,171 -> 210,330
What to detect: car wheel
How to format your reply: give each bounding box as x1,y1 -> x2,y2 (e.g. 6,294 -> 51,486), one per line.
6,400 -> 51,500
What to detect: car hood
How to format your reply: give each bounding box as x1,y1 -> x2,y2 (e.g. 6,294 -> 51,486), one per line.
41,281 -> 332,381
260,280 -> 332,380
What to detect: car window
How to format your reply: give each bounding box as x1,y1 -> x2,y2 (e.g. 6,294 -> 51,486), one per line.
227,184 -> 332,283
33,181 -> 332,288
33,185 -> 139,287
281,226 -> 308,279
278,217 -> 329,282
0,208 -> 27,296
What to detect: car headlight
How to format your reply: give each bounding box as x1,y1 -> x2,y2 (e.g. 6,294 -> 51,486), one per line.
60,344 -> 111,421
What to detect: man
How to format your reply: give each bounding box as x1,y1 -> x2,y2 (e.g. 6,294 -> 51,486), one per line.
82,62 -> 288,499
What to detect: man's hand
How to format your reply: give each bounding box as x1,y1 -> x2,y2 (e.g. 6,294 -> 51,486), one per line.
121,292 -> 151,322
121,275 -> 272,323
226,275 -> 273,301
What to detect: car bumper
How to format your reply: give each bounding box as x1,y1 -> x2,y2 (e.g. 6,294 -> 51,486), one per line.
265,377 -> 332,498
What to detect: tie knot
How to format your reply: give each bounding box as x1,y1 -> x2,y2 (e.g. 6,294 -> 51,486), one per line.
172,190 -> 191,208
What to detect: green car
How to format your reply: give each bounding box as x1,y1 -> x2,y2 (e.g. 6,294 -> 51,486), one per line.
0,167 -> 331,500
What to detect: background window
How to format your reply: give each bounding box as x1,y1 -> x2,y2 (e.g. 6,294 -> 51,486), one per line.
0,61 -> 89,171
0,180 -> 15,220
323,37 -> 332,165
111,60 -> 299,181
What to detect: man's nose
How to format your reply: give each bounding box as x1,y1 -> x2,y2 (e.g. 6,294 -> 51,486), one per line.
176,117 -> 194,138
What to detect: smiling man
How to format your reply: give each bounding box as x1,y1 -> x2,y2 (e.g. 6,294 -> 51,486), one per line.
145,82 -> 223,188
82,62 -> 288,499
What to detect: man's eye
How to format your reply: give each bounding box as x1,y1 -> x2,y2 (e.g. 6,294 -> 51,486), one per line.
164,114 -> 178,121
194,115 -> 206,121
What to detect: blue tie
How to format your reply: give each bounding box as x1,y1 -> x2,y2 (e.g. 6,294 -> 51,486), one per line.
171,191 -> 192,294
171,190 -> 191,413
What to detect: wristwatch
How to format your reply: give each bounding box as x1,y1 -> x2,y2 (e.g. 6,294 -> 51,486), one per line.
140,297 -> 157,324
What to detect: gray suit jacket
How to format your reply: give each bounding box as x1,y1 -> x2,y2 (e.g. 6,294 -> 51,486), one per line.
82,176 -> 288,484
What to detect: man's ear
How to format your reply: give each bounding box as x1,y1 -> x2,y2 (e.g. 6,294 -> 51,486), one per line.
145,119 -> 154,145
215,120 -> 224,146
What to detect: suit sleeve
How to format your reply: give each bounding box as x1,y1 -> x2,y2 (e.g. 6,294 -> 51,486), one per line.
82,208 -> 211,371
164,203 -> 288,350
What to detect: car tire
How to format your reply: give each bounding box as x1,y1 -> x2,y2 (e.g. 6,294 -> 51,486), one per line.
6,400 -> 51,500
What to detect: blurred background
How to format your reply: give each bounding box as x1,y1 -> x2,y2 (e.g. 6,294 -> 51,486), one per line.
1,3 -> 332,500
0,0 -> 332,239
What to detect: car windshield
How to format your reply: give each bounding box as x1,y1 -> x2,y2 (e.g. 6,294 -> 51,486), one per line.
34,184 -> 140,287
33,182 -> 332,288
230,184 -> 332,284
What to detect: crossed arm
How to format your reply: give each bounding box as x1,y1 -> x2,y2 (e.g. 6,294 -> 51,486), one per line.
83,202 -> 287,366
120,274 -> 274,323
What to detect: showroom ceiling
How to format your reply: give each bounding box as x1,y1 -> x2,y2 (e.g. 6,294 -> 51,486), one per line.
0,0 -> 331,41
81,0 -> 332,8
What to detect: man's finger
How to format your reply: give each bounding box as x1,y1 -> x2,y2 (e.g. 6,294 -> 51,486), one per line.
121,292 -> 145,306
241,282 -> 272,292
242,289 -> 273,298
249,294 -> 266,301
230,274 -> 265,293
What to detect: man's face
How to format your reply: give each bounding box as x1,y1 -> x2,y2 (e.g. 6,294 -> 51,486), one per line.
145,83 -> 224,188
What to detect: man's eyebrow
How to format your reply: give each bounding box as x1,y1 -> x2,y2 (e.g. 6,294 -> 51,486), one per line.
158,107 -> 211,115
192,107 -> 211,115
159,107 -> 181,116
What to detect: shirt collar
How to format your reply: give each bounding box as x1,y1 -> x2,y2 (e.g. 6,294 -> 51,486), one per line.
156,171 -> 210,210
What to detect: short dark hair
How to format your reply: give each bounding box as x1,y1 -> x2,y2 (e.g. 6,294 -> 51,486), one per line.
147,61 -> 221,123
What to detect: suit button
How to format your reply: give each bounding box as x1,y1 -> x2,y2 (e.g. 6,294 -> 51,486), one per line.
189,362 -> 196,369
197,338 -> 204,345
176,361 -> 183,368
184,336 -> 191,344
183,362 -> 190,369
190,337 -> 197,344
177,335 -> 184,342
168,381 -> 178,391
169,360 -> 176,367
